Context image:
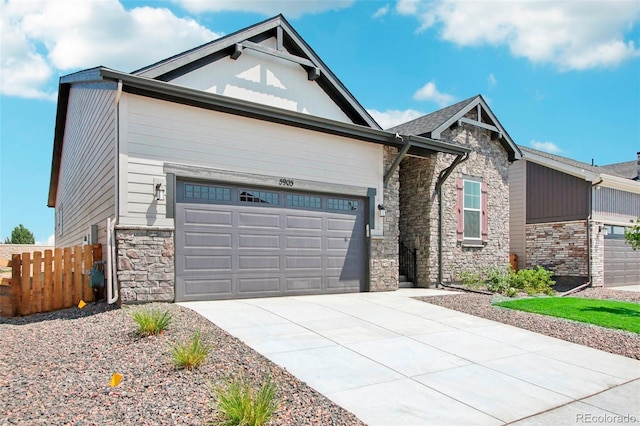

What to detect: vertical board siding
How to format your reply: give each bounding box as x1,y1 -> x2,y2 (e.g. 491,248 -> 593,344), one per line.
508,160 -> 526,264
526,162 -> 590,223
594,187 -> 640,218
56,83 -> 117,252
123,94 -> 383,227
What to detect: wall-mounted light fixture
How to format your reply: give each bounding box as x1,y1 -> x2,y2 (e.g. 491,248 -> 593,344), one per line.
155,183 -> 165,201
378,204 -> 386,217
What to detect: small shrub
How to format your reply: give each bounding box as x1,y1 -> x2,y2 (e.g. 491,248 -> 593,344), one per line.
212,376 -> 279,426
131,307 -> 172,336
458,270 -> 484,289
171,331 -> 210,370
486,266 -> 510,294
509,266 -> 555,296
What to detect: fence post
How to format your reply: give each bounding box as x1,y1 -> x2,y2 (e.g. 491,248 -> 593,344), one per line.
63,248 -> 72,308
53,248 -> 63,310
73,246 -> 83,305
32,251 -> 42,314
20,252 -> 31,316
82,245 -> 93,303
11,254 -> 21,316
43,250 -> 53,312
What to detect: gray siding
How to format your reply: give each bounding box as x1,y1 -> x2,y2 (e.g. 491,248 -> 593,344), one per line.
526,162 -> 590,224
508,160 -> 526,265
55,83 -> 117,252
594,187 -> 640,218
120,93 -> 384,230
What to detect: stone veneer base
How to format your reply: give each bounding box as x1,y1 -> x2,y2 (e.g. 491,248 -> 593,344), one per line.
115,226 -> 175,303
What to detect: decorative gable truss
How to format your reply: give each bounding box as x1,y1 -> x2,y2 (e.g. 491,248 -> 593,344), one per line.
133,14 -> 379,129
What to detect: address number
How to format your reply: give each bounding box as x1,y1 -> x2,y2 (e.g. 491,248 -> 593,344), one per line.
279,178 -> 294,187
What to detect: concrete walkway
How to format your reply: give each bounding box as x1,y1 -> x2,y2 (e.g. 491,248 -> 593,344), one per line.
181,289 -> 640,425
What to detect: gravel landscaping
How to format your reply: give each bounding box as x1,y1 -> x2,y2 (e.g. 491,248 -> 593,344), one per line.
417,287 -> 640,360
0,303 -> 364,426
1,287 -> 638,425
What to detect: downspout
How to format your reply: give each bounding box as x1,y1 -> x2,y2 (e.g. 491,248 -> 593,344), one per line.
587,177 -> 604,287
106,80 -> 123,304
435,152 -> 469,288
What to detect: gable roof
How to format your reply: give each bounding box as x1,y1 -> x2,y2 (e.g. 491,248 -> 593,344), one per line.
387,95 -> 521,161
600,160 -> 638,180
519,145 -> 640,194
133,14 -> 379,129
520,146 -> 639,180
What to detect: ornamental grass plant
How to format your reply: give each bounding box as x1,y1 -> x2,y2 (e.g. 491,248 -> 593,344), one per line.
212,375 -> 279,426
131,307 -> 172,336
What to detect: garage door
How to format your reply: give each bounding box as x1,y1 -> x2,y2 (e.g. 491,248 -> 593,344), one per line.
175,181 -> 367,301
604,230 -> 640,287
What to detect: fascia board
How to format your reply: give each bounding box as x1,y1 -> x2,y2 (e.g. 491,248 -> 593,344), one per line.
599,174 -> 640,194
523,153 -> 599,182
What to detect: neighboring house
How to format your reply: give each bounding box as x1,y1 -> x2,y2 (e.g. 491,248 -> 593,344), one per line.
388,95 -> 521,286
509,147 -> 640,287
47,15 -> 469,303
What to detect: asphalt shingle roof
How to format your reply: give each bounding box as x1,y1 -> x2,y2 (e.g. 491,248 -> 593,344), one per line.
386,95 -> 479,135
520,145 -> 638,180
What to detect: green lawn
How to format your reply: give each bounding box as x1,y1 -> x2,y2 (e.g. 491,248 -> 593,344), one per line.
494,297 -> 640,334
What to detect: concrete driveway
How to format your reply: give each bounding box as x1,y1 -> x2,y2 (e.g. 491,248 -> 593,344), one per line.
181,289 -> 640,425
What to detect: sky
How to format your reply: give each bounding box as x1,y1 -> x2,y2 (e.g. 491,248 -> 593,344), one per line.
1,0 -> 639,244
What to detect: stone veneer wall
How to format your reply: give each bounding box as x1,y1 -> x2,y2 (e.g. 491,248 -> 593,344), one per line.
399,156 -> 436,285
370,146 -> 400,291
525,220 -> 589,278
400,108 -> 511,286
115,227 -> 175,303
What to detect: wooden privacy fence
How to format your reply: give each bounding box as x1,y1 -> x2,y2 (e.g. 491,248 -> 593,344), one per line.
0,244 -> 102,317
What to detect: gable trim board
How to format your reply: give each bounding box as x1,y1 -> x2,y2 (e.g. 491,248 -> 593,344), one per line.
134,14 -> 379,129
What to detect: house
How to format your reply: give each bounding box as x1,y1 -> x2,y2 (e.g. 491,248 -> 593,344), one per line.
47,15 -> 472,303
388,95 -> 521,286
509,147 -> 640,287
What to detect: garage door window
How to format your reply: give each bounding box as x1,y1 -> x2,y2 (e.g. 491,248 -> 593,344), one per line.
185,184 -> 231,201
604,225 -> 626,238
240,189 -> 279,205
328,198 -> 359,211
286,194 -> 322,209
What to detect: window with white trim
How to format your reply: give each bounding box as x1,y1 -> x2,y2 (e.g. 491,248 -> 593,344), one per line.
463,180 -> 481,239
457,177 -> 487,243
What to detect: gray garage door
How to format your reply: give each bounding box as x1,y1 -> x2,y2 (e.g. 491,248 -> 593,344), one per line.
604,231 -> 640,287
175,181 -> 366,301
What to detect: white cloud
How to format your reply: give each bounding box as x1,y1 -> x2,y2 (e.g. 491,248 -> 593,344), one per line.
396,0 -> 420,15
531,140 -> 563,154
36,234 -> 55,246
174,0 -> 354,18
488,73 -> 497,88
412,81 -> 455,107
396,0 -> 640,71
367,108 -> 425,129
373,4 -> 390,19
1,0 -> 221,99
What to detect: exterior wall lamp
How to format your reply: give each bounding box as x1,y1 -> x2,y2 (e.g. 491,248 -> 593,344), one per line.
378,204 -> 386,217
155,183 -> 165,201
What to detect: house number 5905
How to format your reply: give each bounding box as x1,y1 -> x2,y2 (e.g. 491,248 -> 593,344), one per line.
279,179 -> 294,187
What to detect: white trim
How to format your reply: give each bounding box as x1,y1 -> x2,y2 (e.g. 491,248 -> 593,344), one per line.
463,179 -> 482,240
